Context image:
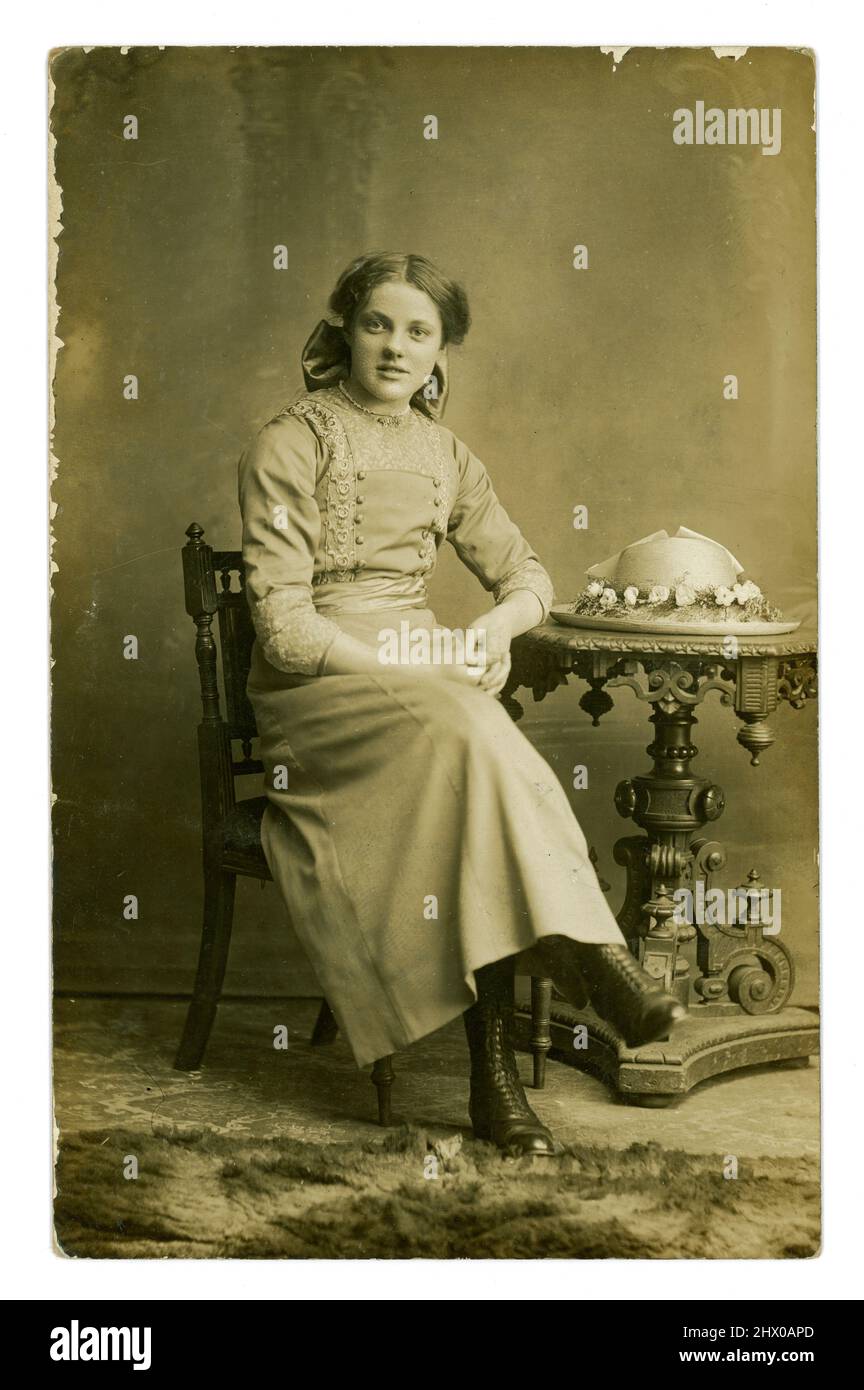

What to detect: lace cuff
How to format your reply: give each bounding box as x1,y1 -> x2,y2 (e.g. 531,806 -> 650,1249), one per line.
492,560 -> 555,623
251,586 -> 342,677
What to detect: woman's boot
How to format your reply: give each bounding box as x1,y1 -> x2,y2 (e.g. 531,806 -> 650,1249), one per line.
463,955 -> 556,1157
535,937 -> 686,1048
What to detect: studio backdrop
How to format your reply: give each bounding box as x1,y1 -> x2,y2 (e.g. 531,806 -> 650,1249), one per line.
50,47 -> 817,1002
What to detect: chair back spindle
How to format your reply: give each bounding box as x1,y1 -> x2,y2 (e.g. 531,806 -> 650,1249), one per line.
182,523 -> 263,857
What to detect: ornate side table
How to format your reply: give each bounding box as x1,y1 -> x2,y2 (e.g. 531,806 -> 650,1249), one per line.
503,622 -> 819,1105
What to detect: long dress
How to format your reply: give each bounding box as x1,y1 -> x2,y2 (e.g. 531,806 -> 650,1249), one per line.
239,381 -> 627,1069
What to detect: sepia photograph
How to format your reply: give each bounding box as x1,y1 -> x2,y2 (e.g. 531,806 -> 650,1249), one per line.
49,43 -> 819,1261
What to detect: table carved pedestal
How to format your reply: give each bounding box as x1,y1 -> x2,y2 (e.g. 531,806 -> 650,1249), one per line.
502,623 -> 819,1106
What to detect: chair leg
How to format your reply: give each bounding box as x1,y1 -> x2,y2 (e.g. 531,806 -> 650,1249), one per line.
530,976 -> 554,1090
371,1054 -> 395,1126
174,869 -> 236,1071
310,998 -> 339,1046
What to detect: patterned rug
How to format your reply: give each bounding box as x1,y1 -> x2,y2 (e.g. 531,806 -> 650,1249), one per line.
54,1121 -> 820,1260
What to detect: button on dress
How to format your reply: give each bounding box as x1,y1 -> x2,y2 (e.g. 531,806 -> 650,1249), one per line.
239,383 -> 626,1069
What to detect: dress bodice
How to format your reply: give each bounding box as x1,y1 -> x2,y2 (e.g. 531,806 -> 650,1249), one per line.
238,382 -> 554,675
286,384 -> 455,592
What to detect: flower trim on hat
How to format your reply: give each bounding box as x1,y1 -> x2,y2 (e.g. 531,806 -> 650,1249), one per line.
569,574 -> 784,623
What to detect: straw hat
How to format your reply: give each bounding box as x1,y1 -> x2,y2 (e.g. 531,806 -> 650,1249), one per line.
552,527 -> 799,636
613,534 -> 738,591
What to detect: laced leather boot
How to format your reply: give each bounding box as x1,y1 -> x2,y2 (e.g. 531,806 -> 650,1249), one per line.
463,956 -> 556,1157
535,937 -> 686,1049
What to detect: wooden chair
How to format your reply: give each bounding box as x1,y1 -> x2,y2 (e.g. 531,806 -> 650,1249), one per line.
174,521 -> 554,1125
173,522 -> 396,1122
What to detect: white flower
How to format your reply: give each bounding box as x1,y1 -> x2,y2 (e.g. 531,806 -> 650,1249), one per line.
714,585 -> 736,606
586,580 -> 604,598
732,583 -> 748,605
623,585 -> 639,607
599,587 -> 618,610
739,579 -> 761,601
674,584 -> 697,607
647,585 -> 669,604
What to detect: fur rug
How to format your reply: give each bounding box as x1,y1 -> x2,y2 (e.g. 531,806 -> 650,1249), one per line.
54,1123 -> 820,1260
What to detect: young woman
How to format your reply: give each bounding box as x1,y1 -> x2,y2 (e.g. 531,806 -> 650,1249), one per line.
239,251 -> 685,1156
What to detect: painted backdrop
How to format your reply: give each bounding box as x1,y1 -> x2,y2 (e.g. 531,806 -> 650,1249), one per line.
51,47 -> 818,1002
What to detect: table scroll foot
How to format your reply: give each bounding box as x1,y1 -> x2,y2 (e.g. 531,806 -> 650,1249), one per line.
513,995 -> 819,1105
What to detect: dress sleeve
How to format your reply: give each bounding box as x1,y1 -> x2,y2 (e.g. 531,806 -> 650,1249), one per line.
443,429 -> 555,621
238,412 -> 343,676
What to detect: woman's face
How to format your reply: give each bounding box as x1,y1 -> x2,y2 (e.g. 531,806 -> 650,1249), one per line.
344,280 -> 443,410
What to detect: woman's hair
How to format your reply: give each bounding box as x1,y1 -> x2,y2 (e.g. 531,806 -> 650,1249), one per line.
328,252 -> 471,347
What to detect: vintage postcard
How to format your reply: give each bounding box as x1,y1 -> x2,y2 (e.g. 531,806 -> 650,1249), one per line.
50,45 -> 818,1260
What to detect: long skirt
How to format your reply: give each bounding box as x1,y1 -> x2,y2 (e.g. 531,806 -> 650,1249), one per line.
246,605 -> 627,1069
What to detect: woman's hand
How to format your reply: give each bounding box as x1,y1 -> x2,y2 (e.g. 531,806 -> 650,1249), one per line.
465,609 -> 513,698
440,661 -> 487,689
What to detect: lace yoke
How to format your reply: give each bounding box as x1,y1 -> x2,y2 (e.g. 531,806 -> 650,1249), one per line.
279,386 -> 453,585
